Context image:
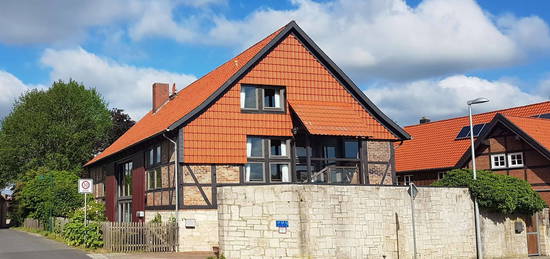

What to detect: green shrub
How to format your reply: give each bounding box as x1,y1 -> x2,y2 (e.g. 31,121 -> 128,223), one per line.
432,169 -> 546,215
150,213 -> 162,223
62,200 -> 105,249
17,168 -> 83,227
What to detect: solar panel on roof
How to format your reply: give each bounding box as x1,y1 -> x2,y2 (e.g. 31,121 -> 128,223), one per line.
539,113 -> 550,119
455,123 -> 486,140
455,126 -> 470,139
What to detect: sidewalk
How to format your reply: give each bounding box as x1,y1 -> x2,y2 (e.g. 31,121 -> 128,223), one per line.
88,252 -> 214,259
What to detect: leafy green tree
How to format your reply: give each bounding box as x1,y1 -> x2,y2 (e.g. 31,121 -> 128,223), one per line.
0,80 -> 111,187
433,169 -> 546,215
96,108 -> 135,152
17,168 -> 83,225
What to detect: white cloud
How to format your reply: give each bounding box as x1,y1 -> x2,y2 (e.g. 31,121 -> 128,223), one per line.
365,75 -> 546,125
0,0 -> 143,45
40,48 -> 196,120
129,0 -> 550,81
0,71 -> 44,118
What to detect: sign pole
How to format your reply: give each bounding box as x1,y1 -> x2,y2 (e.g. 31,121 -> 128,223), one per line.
408,183 -> 418,259
84,192 -> 87,226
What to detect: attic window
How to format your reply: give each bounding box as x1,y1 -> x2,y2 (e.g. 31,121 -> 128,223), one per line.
240,84 -> 285,112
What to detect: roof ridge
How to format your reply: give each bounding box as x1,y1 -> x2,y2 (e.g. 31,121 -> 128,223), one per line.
404,101 -> 550,128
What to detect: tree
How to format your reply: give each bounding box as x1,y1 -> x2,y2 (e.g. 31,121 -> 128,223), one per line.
432,169 -> 546,215
0,80 -> 111,187
95,108 -> 135,152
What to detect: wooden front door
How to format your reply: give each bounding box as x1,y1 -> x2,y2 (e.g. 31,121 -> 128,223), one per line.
526,215 -> 539,256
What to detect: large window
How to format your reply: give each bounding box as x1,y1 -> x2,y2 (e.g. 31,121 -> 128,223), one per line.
119,161 -> 133,197
245,136 -> 291,183
240,85 -> 285,112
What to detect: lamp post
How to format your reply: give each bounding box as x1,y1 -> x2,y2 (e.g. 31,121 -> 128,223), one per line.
467,97 -> 489,259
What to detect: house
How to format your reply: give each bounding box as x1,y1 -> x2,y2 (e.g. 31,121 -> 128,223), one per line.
395,101 -> 550,204
84,21 -> 409,251
0,193 -> 10,228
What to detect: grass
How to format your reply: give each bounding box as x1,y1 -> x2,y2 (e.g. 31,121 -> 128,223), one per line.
13,226 -> 107,253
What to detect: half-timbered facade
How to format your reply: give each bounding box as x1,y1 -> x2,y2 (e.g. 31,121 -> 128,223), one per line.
84,21 -> 409,251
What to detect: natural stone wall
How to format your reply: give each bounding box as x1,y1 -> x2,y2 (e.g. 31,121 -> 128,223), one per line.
218,185 -> 530,259
145,209 -> 219,252
480,211 -> 527,258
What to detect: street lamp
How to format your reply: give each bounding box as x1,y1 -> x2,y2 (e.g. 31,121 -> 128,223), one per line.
468,97 -> 489,259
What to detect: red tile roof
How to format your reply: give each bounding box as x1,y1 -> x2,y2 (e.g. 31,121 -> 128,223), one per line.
85,26 -> 285,166
290,100 -> 376,136
505,115 -> 550,152
395,101 -> 550,172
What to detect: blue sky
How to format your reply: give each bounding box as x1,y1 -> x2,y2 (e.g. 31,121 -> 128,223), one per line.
0,0 -> 549,126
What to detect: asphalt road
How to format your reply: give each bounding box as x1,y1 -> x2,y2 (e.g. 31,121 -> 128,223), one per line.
0,229 -> 89,259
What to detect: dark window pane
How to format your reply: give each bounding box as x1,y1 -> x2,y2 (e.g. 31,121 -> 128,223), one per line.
156,168 -> 162,188
264,88 -> 276,108
270,139 -> 287,156
241,86 -> 257,109
295,147 -> 307,157
271,164 -> 290,182
296,164 -> 308,182
246,163 -> 264,182
324,146 -> 337,159
247,137 -> 263,157
156,146 -> 161,163
344,141 -> 359,158
148,171 -> 155,190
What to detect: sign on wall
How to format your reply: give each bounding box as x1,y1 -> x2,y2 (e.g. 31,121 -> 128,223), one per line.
78,179 -> 93,194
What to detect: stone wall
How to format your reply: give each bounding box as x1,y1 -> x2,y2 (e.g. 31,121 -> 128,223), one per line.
480,211 -> 527,258
145,209 -> 219,252
217,185 -> 530,259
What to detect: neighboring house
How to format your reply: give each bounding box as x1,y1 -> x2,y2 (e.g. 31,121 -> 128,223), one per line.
0,194 -> 10,228
83,20 -> 409,248
395,101 -> 550,204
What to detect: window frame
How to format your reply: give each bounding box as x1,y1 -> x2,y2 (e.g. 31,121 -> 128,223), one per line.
240,84 -> 286,113
507,152 -> 524,168
490,153 -> 507,169
147,168 -> 163,190
437,172 -> 446,180
404,175 -> 413,185
147,144 -> 163,168
269,162 -> 291,183
269,138 -> 290,158
240,85 -> 259,110
245,162 -> 266,182
247,136 -> 264,159
245,136 -> 292,184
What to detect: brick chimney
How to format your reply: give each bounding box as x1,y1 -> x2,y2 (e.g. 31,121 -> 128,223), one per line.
152,83 -> 169,113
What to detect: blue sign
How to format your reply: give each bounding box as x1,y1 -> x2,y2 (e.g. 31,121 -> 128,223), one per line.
276,220 -> 289,228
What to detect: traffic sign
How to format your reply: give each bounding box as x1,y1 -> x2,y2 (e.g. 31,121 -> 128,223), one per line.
408,183 -> 418,200
79,179 -> 93,194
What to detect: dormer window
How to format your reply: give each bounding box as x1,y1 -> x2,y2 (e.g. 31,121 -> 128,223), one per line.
240,85 -> 285,112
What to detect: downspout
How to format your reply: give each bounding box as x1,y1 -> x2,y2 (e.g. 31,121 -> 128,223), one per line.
162,132 -> 179,229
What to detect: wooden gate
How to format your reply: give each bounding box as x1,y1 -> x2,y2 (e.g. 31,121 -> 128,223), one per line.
525,215 -> 539,256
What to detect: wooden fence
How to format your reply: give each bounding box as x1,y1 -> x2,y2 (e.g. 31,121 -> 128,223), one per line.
102,222 -> 178,252
23,218 -> 44,231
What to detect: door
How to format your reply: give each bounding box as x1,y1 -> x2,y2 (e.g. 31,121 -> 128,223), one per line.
525,214 -> 539,256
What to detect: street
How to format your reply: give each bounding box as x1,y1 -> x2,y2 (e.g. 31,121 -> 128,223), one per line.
0,229 -> 89,259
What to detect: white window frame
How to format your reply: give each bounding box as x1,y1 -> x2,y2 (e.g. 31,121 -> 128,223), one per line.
437,172 -> 446,180
404,175 -> 413,185
490,153 -> 507,169
507,152 -> 524,168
